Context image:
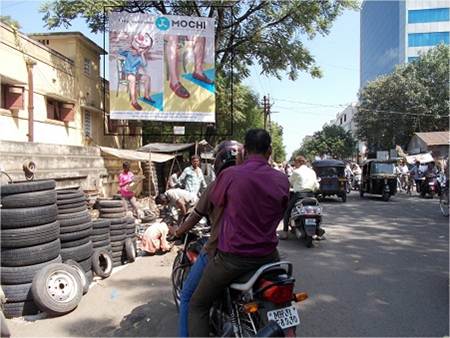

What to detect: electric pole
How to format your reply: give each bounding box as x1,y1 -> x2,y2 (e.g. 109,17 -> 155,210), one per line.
262,95 -> 271,130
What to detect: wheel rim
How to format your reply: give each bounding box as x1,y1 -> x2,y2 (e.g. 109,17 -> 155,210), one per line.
45,270 -> 78,302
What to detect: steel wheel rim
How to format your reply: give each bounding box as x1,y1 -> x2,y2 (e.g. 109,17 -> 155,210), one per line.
46,270 -> 78,302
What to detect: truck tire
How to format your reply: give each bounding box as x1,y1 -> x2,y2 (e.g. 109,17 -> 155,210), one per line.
2,283 -> 33,302
1,204 -> 58,228
1,221 -> 60,248
1,180 -> 55,196
1,239 -> 61,267
91,249 -> 113,278
1,256 -> 62,285
3,300 -> 40,318
60,241 -> 93,262
0,190 -> 56,208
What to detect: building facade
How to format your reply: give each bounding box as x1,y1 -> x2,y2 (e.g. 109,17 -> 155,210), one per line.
360,0 -> 450,88
0,22 -> 140,149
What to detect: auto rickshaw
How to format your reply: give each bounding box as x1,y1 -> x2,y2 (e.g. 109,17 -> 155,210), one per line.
312,159 -> 348,202
360,159 -> 397,201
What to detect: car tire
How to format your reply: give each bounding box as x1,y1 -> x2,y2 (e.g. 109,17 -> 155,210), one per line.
2,283 -> 33,302
92,219 -> 110,229
60,236 -> 90,249
91,227 -> 110,236
99,212 -> 127,219
31,263 -> 82,316
60,228 -> 92,243
110,234 -> 127,242
92,249 -> 113,278
60,241 -> 93,262
58,205 -> 87,214
56,196 -> 86,205
2,301 -> 40,318
1,180 -> 55,196
57,210 -> 89,221
1,205 -> 58,228
97,200 -> 124,208
60,222 -> 92,234
92,239 -> 111,248
64,260 -> 89,295
1,239 -> 61,267
124,238 -> 136,263
0,190 -> 57,208
1,221 -> 60,248
100,207 -> 126,214
78,256 -> 92,273
110,223 -> 127,231
91,233 -> 109,242
57,201 -> 86,210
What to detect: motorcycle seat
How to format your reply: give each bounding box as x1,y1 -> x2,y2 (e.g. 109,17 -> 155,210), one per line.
300,197 -> 319,206
229,261 -> 292,292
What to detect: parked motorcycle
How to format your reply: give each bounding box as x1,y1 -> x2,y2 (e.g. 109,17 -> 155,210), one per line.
171,224 -> 308,337
289,196 -> 324,248
420,175 -> 439,198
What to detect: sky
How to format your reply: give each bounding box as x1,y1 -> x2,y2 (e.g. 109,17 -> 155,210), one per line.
2,1 -> 360,158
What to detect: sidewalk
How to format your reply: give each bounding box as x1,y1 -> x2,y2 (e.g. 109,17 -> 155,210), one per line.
6,250 -> 179,337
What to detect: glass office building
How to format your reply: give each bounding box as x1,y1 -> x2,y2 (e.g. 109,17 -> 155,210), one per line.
360,0 -> 450,88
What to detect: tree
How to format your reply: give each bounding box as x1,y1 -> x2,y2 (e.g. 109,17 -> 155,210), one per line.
292,125 -> 356,161
40,0 -> 357,80
355,44 -> 449,152
0,15 -> 21,29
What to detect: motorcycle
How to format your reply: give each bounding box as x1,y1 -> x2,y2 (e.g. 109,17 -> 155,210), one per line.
289,195 -> 323,248
352,174 -> 361,191
438,175 -> 449,217
420,175 -> 439,198
171,224 -> 308,337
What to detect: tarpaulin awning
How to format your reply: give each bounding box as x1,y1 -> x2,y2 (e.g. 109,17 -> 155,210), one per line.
138,143 -> 194,153
406,152 -> 434,164
100,146 -> 174,163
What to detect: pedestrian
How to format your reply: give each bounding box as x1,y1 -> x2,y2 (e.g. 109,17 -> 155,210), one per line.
155,188 -> 198,223
410,160 -> 423,193
119,161 -> 140,216
178,155 -> 207,196
188,129 -> 289,337
168,169 -> 182,189
280,155 -> 321,240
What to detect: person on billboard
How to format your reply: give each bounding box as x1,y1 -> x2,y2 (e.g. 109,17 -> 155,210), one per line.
165,35 -> 213,99
119,33 -> 156,111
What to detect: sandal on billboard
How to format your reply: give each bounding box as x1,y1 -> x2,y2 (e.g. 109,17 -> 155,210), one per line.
143,96 -> 156,104
193,72 -> 213,84
170,82 -> 190,99
131,101 -> 142,110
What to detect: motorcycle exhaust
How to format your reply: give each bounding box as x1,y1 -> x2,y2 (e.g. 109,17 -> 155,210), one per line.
255,321 -> 285,337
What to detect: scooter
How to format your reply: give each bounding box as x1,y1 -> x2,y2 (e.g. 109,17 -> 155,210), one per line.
289,195 -> 324,248
421,175 -> 439,198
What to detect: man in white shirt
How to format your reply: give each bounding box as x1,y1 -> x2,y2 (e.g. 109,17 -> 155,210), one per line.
280,155 -> 319,240
155,188 -> 198,223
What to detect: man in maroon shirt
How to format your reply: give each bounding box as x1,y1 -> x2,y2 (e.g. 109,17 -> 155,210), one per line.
188,129 -> 290,337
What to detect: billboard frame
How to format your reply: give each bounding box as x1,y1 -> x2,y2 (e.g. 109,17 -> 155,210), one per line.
102,3 -> 235,137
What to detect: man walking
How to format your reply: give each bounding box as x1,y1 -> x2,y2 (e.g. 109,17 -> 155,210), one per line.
188,129 -> 289,337
178,155 -> 207,196
280,155 -> 320,240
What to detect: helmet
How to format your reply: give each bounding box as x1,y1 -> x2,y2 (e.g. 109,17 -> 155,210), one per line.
213,140 -> 243,175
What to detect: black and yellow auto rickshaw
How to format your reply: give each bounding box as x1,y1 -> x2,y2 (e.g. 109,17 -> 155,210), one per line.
360,160 -> 397,201
312,159 -> 348,202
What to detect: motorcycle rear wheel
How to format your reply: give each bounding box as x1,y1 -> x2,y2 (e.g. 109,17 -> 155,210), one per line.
171,250 -> 191,312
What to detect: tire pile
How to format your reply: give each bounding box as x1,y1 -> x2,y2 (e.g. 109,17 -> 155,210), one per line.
56,189 -> 93,289
1,180 -> 61,318
97,200 -> 136,268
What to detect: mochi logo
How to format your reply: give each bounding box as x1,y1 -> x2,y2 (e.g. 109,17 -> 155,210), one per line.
156,17 -> 170,31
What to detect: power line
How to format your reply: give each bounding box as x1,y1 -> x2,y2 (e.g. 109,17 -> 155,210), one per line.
273,97 -> 349,108
359,108 -> 449,118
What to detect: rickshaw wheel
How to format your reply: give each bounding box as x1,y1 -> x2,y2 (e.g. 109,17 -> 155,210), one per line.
341,193 -> 347,203
382,192 -> 390,201
359,190 -> 364,198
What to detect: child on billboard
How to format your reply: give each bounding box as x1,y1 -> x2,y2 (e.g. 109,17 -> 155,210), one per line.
119,33 -> 156,110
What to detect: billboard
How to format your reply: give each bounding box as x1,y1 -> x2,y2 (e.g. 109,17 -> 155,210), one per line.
109,12 -> 215,122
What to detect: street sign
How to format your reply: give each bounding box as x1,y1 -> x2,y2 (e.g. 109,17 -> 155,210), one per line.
173,126 -> 185,135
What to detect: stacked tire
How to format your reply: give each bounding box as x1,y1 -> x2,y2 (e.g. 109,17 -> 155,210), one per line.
97,200 -> 127,268
56,189 -> 93,291
91,219 -> 112,254
1,180 -> 61,318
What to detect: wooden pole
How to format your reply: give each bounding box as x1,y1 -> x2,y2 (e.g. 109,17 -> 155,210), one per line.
148,150 -> 152,208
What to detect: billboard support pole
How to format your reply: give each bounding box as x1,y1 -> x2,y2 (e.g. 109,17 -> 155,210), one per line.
148,150 -> 153,208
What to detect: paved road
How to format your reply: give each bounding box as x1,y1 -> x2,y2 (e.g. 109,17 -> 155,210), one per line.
6,192 -> 448,337
284,192 -> 449,337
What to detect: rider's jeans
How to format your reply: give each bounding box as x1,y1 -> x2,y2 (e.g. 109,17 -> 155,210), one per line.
179,250 -> 209,337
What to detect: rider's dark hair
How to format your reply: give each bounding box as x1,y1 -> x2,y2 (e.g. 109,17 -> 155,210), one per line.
155,193 -> 167,205
244,129 -> 271,155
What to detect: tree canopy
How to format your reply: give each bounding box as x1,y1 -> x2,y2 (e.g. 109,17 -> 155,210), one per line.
292,125 -> 356,161
355,44 -> 449,152
0,15 -> 21,29
40,0 -> 357,80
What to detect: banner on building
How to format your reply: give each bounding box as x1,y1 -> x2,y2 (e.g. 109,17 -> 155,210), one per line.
109,12 -> 215,122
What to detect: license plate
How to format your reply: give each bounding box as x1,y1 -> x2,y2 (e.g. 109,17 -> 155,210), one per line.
305,219 -> 316,225
267,305 -> 300,329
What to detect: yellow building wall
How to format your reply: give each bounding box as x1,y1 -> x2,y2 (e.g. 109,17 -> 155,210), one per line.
0,24 -> 141,149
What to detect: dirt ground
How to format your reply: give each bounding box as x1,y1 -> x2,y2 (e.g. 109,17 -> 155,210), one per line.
5,250 -> 179,337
